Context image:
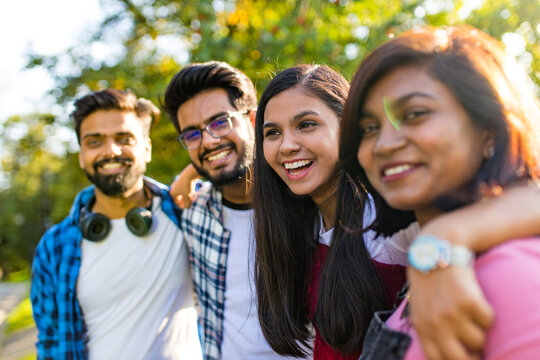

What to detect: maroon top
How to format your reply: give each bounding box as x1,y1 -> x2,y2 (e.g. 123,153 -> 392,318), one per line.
308,243 -> 406,359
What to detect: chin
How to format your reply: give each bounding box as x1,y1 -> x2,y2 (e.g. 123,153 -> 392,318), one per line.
383,195 -> 428,212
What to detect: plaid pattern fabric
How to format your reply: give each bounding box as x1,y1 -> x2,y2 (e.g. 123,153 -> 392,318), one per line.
30,178 -> 182,360
181,183 -> 230,360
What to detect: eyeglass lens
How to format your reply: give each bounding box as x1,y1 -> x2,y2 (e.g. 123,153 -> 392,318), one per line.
179,115 -> 233,149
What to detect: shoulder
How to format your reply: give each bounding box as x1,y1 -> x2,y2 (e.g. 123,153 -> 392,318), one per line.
34,216 -> 80,268
475,238 -> 540,358
144,176 -> 172,200
185,181 -> 217,212
34,188 -> 93,264
475,237 -> 540,275
474,237 -> 540,293
196,182 -> 215,204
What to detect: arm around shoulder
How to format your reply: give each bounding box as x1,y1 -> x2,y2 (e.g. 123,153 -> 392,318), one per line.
421,183 -> 540,252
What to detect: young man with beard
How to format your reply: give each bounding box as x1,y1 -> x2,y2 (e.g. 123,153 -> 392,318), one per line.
163,62 -> 301,360
30,89 -> 202,360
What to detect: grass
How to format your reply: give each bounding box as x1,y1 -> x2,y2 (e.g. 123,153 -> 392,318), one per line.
13,354 -> 36,360
5,269 -> 31,283
5,297 -> 34,337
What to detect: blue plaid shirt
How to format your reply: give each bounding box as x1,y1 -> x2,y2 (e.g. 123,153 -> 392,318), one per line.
30,178 -> 183,360
180,183 -> 230,360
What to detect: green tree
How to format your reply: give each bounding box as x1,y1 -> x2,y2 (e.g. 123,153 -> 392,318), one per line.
2,0 -> 538,273
0,114 -> 85,277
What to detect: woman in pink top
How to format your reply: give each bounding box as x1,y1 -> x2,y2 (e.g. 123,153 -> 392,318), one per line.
339,25 -> 540,359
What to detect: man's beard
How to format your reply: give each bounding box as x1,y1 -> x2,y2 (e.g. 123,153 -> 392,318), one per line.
194,141 -> 253,187
85,157 -> 145,197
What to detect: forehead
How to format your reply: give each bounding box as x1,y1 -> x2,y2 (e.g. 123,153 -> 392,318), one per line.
264,87 -> 338,124
80,110 -> 144,137
176,88 -> 236,130
366,67 -> 447,105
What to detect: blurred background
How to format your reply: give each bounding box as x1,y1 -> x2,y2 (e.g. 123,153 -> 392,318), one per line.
1,0 -> 539,279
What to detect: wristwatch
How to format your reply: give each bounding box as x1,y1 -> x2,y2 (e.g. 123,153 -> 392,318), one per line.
407,235 -> 475,274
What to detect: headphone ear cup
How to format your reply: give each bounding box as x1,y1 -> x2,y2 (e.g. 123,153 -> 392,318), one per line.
125,207 -> 153,236
80,212 -> 111,242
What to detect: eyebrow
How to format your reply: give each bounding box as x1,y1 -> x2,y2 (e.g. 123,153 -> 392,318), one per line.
181,112 -> 229,132
82,131 -> 134,139
360,92 -> 436,119
262,110 -> 320,129
394,92 -> 435,107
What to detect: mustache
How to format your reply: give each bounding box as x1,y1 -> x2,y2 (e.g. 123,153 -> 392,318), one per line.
93,157 -> 133,170
199,143 -> 235,163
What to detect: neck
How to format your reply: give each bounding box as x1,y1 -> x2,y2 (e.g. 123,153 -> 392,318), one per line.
92,179 -> 149,219
221,175 -> 252,206
415,207 -> 443,228
312,171 -> 340,230
316,192 -> 337,231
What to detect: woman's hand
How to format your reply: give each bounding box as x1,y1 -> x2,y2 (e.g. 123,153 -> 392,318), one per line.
409,182 -> 540,359
407,265 -> 494,360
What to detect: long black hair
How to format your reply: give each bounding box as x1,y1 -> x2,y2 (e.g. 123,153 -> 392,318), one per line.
253,64 -> 386,356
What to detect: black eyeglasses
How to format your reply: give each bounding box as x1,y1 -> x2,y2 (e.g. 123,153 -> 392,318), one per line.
177,111 -> 247,150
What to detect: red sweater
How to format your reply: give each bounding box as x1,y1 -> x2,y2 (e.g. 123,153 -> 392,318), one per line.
307,243 -> 406,360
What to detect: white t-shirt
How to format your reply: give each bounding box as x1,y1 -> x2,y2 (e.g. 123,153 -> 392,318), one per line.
318,198 -> 419,266
77,197 -> 202,360
220,206 -> 296,360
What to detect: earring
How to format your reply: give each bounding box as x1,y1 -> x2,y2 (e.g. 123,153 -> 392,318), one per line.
486,146 -> 494,159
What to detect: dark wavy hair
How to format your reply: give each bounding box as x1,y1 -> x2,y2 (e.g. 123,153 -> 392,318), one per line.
253,64 -> 386,356
162,61 -> 257,133
340,25 -> 540,236
71,88 -> 160,143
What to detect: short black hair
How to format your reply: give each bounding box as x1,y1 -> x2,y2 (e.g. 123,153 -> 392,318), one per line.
162,61 -> 257,134
71,89 -> 160,143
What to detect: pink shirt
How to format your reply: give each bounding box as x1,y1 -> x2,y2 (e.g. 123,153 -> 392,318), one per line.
386,237 -> 540,360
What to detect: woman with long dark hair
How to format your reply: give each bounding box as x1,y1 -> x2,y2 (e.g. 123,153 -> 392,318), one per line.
253,65 -> 413,359
338,25 -> 540,359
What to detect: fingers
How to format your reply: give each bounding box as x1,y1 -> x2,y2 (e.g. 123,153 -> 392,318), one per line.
407,266 -> 492,360
470,296 -> 495,330
174,194 -> 186,209
188,191 -> 199,204
414,320 -> 482,360
455,314 -> 486,352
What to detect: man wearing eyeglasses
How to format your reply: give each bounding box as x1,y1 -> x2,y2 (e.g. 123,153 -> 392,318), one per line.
163,62 -> 297,360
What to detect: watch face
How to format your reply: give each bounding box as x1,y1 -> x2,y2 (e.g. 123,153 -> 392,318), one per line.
408,237 -> 440,272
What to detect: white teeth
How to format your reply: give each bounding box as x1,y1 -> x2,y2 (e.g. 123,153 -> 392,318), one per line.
208,150 -> 231,162
101,163 -> 123,169
384,164 -> 412,176
284,160 -> 312,170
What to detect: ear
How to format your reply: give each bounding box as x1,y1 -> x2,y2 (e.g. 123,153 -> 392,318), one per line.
145,138 -> 152,163
78,151 -> 85,169
249,109 -> 257,128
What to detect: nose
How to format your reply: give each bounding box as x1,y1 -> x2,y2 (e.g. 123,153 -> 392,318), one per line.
200,129 -> 221,149
105,139 -> 123,157
373,122 -> 407,156
279,132 -> 300,155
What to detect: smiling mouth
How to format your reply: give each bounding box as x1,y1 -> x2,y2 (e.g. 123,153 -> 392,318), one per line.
382,164 -> 413,177
284,160 -> 313,175
94,158 -> 132,171
101,162 -> 124,170
207,149 -> 232,162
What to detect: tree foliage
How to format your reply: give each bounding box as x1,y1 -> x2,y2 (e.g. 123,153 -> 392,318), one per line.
1,0 -> 538,276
